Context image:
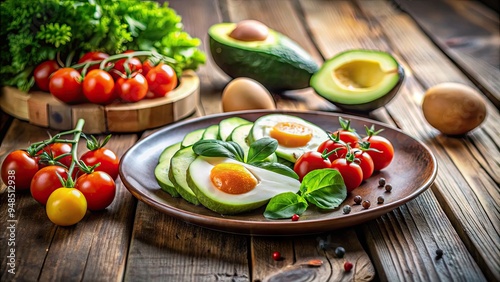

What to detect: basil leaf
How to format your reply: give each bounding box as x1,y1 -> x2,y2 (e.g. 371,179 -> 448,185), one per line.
247,137 -> 278,163
300,169 -> 347,210
250,162 -> 299,180
264,192 -> 308,219
192,139 -> 245,162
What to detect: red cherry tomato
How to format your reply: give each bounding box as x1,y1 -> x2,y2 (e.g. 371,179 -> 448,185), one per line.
34,60 -> 60,91
80,147 -> 120,180
361,136 -> 394,171
351,148 -> 374,180
75,171 -> 116,211
317,133 -> 347,162
30,166 -> 68,205
111,57 -> 143,80
1,150 -> 39,191
331,158 -> 363,193
49,68 -> 86,104
37,143 -> 73,168
115,73 -> 148,102
142,60 -> 155,76
145,63 -> 177,98
82,69 -> 116,104
293,151 -> 332,181
332,130 -> 359,147
78,51 -> 109,72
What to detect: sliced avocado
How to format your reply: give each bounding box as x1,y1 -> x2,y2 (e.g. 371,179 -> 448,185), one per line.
181,128 -> 205,148
168,146 -> 200,205
209,22 -> 319,91
155,142 -> 182,197
219,116 -> 252,141
311,49 -> 404,112
187,156 -> 301,215
202,124 -> 220,140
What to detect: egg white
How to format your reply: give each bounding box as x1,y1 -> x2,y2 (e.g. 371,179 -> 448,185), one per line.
250,114 -> 329,162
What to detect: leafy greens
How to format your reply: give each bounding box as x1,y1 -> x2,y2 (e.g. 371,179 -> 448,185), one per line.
0,0 -> 206,91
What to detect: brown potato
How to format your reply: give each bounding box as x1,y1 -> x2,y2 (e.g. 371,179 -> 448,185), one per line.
422,82 -> 487,135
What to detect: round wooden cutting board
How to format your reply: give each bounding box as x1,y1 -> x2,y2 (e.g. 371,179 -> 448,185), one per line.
0,70 -> 200,134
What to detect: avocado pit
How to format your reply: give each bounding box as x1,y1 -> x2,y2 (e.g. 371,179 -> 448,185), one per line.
229,20 -> 269,42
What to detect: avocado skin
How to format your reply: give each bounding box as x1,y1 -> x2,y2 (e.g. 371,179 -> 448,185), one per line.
332,66 -> 405,113
209,32 -> 318,91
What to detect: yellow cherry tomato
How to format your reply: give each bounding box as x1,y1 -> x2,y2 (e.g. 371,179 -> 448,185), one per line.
46,188 -> 87,226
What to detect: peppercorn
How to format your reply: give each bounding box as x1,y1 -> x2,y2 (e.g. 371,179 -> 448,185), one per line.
378,177 -> 386,187
272,251 -> 281,261
291,214 -> 300,221
436,249 -> 444,259
343,205 -> 352,214
353,195 -> 362,205
334,246 -> 345,258
377,196 -> 385,204
362,200 -> 371,209
344,261 -> 353,272
385,184 -> 393,192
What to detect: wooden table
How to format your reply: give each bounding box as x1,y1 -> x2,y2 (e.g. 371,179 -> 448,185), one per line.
1,0 -> 498,281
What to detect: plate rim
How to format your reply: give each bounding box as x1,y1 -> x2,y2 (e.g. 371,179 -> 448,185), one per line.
119,109 -> 438,236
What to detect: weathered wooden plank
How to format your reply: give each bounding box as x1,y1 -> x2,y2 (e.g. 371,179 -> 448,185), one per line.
394,0 -> 500,107
356,0 -> 499,280
125,203 -> 249,281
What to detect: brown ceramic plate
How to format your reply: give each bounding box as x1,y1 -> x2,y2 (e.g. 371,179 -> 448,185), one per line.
120,110 -> 437,236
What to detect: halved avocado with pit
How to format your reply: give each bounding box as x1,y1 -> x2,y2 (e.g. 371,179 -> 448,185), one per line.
311,50 -> 404,112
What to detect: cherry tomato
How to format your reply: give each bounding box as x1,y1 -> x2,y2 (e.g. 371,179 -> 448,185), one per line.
145,63 -> 177,98
37,143 -> 73,168
351,148 -> 374,180
82,69 -> 116,104
49,68 -> 86,104
294,151 -> 332,181
361,135 -> 394,171
317,133 -> 347,162
34,60 -> 60,91
111,56 -> 143,80
142,59 -> 155,76
333,117 -> 359,146
46,187 -> 87,226
75,171 -> 116,211
115,73 -> 148,102
331,157 -> 363,193
30,166 -> 68,205
78,51 -> 109,72
1,150 -> 39,191
80,147 -> 120,180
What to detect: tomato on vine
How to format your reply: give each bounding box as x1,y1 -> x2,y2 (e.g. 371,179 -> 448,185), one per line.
1,150 -> 39,191
75,171 -> 116,211
294,151 -> 332,181
331,146 -> 363,192
332,117 -> 360,146
360,125 -> 394,171
82,69 -> 116,104
38,143 -> 73,168
46,187 -> 87,226
146,63 -> 177,98
80,135 -> 120,180
34,60 -> 60,91
30,166 -> 68,205
110,52 -> 143,81
115,73 -> 148,102
317,132 -> 347,162
49,68 -> 86,104
78,51 -> 110,72
351,146 -> 374,180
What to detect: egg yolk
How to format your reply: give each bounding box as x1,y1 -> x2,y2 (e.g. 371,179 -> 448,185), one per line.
210,163 -> 258,194
270,122 -> 313,147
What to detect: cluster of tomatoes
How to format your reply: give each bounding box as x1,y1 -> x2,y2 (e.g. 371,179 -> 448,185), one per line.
33,50 -> 178,104
1,131 -> 119,226
294,117 -> 395,192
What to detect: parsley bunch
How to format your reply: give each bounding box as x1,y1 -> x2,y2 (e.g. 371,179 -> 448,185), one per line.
0,0 -> 206,92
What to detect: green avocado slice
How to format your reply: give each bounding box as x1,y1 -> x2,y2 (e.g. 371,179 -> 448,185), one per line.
311,49 -> 404,112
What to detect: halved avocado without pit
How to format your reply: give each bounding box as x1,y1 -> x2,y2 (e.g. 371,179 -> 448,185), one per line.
311,50 -> 404,112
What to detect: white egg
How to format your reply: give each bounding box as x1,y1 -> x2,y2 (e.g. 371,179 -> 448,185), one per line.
249,114 -> 329,162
